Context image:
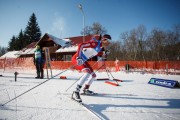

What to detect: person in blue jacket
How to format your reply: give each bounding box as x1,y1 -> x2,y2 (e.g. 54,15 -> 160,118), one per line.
33,45 -> 45,79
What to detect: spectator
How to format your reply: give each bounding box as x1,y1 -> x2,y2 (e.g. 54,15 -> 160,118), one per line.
33,45 -> 45,79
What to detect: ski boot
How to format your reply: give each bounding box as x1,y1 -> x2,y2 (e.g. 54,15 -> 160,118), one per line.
83,89 -> 95,95
72,91 -> 82,103
72,85 -> 82,102
82,84 -> 96,95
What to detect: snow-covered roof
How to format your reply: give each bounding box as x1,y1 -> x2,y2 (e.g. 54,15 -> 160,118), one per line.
0,51 -> 20,59
56,45 -> 78,53
16,48 -> 36,55
37,33 -> 71,47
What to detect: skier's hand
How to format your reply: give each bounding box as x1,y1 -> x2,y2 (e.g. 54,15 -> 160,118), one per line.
105,50 -> 110,55
102,50 -> 110,60
76,57 -> 84,66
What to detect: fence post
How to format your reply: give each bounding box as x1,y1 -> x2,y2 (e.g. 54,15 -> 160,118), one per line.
14,72 -> 18,82
166,64 -> 168,75
125,64 -> 130,73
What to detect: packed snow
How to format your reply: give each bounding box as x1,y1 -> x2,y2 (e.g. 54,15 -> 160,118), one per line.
0,69 -> 180,120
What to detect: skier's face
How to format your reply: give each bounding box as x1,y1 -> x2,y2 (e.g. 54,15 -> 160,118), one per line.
101,38 -> 110,48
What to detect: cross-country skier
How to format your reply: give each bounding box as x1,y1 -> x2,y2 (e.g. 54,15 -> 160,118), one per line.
72,34 -> 111,102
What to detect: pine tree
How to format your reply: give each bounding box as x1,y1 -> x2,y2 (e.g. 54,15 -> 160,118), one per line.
0,46 -> 7,56
24,13 -> 41,44
7,13 -> 41,51
8,35 -> 17,51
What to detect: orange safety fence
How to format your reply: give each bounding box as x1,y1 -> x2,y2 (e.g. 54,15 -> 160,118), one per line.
0,57 -> 180,73
117,61 -> 180,70
0,57 -> 35,71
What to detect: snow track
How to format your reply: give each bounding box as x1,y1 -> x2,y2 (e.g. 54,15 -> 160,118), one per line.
0,70 -> 180,120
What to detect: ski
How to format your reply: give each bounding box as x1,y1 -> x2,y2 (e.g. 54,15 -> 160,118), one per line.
69,96 -> 105,120
80,92 -> 98,96
58,91 -> 98,96
71,97 -> 83,105
58,92 -> 134,97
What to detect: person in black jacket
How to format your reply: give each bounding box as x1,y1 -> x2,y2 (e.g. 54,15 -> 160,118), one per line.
33,45 -> 45,79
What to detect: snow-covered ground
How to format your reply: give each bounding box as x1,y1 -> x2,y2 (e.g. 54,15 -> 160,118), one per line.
0,69 -> 180,120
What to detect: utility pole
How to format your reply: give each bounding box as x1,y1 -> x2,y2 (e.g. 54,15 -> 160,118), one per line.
78,4 -> 85,43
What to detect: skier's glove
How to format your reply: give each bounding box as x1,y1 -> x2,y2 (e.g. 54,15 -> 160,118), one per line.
105,50 -> 110,55
101,50 -> 110,61
76,57 -> 84,66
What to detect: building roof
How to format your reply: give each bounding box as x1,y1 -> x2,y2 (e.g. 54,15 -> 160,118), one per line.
0,51 -> 20,59
47,33 -> 71,47
16,33 -> 72,55
56,35 -> 93,53
66,35 -> 93,46
56,46 -> 78,53
25,42 -> 37,49
15,42 -> 37,55
16,48 -> 36,55
36,33 -> 71,47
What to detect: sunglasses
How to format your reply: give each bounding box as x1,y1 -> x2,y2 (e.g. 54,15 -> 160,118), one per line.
102,38 -> 111,41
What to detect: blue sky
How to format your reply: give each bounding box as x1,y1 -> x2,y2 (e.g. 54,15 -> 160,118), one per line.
0,0 -> 180,47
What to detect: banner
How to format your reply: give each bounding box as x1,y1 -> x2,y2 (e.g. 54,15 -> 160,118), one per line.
148,78 -> 180,88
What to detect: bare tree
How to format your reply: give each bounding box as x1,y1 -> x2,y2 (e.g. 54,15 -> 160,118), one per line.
91,22 -> 107,34
164,24 -> 180,60
108,41 -> 122,60
81,22 -> 107,35
147,28 -> 166,60
173,24 -> 180,60
121,31 -> 131,60
135,25 -> 147,61
119,24 -> 180,61
80,26 -> 92,35
120,25 -> 148,61
121,30 -> 139,60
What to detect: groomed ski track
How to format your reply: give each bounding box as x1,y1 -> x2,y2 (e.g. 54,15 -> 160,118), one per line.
0,70 -> 180,120
64,94 -> 106,120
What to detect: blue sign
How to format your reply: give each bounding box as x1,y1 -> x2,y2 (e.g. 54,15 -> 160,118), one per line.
148,78 -> 179,88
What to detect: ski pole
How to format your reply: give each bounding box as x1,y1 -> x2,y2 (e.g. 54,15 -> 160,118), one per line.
1,64 -> 77,106
103,60 -> 119,85
104,64 -> 112,80
107,67 -> 119,85
98,57 -> 111,80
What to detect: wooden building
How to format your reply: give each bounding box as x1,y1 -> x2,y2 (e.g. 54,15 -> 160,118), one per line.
16,33 -> 95,61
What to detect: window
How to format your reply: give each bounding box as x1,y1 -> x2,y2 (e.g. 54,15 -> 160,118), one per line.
63,55 -> 72,61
